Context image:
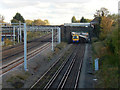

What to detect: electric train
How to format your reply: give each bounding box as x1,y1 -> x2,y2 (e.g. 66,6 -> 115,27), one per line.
72,34 -> 79,43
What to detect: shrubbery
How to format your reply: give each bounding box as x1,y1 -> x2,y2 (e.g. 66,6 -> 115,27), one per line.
92,8 -> 118,88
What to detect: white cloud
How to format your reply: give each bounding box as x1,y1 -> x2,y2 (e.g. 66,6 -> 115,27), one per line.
0,0 -> 119,25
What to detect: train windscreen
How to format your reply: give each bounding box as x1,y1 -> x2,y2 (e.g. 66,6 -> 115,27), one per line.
73,36 -> 79,39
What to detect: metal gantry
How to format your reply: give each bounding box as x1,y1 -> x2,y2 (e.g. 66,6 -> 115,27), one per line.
0,23 -> 27,71
0,23 -> 2,90
27,26 -> 61,51
24,23 -> 27,71
0,23 -> 61,71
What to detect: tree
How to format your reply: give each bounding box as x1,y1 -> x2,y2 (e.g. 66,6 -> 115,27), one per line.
11,12 -> 25,23
44,19 -> 50,25
94,7 -> 109,17
33,19 -> 46,25
86,19 -> 92,22
93,7 -> 110,38
71,16 -> 76,23
99,16 -> 113,40
26,20 -> 33,26
80,17 -> 87,23
108,14 -> 118,26
76,20 -> 80,23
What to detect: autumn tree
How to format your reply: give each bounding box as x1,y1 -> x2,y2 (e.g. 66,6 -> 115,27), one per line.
44,19 -> 50,25
11,12 -> 25,23
25,20 -> 33,26
93,7 -> 110,38
76,20 -> 80,23
99,16 -> 113,40
108,14 -> 118,26
34,19 -> 45,25
26,19 -> 50,26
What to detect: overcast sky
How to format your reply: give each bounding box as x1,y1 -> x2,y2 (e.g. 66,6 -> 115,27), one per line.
0,0 -> 119,25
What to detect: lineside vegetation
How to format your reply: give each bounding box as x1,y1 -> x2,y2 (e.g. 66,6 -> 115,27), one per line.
92,7 -> 119,88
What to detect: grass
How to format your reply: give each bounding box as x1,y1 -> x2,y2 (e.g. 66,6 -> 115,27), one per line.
6,72 -> 30,88
3,38 -> 17,47
91,37 -> 99,43
27,31 -> 50,41
96,59 -> 118,88
3,31 -> 50,47
45,42 -> 67,62
7,73 -> 30,83
92,40 -> 106,59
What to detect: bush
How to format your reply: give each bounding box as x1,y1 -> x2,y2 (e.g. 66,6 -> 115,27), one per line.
4,38 -> 14,46
91,37 -> 99,43
92,41 -> 106,58
105,27 -> 118,55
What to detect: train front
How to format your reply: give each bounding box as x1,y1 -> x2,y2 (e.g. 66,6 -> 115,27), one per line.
72,34 -> 79,43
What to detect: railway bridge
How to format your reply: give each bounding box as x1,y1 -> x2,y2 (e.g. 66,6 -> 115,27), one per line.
60,23 -> 93,43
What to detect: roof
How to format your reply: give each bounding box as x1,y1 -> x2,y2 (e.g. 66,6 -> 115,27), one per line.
90,17 -> 99,24
64,23 -> 90,27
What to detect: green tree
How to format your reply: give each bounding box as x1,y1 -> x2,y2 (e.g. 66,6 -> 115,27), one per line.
71,16 -> 76,23
80,17 -> 87,23
106,26 -> 118,55
11,12 -> 25,23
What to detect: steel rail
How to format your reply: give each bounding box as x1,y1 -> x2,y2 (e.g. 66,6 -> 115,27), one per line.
29,45 -> 73,90
1,42 -> 51,75
58,53 -> 77,89
29,53 -> 63,90
44,44 -> 84,89
44,46 -> 77,89
74,46 -> 85,89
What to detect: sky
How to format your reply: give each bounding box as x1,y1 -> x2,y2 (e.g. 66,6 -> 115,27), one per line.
0,0 -> 119,25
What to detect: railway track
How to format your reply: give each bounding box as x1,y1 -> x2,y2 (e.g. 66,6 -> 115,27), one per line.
30,44 -> 85,89
0,42 -> 51,75
2,33 -> 52,62
0,34 -> 57,75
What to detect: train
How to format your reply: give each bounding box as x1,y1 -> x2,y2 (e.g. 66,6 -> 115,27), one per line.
72,34 -> 79,43
72,33 -> 90,43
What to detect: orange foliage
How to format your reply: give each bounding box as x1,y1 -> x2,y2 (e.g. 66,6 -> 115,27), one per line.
100,16 -> 113,33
